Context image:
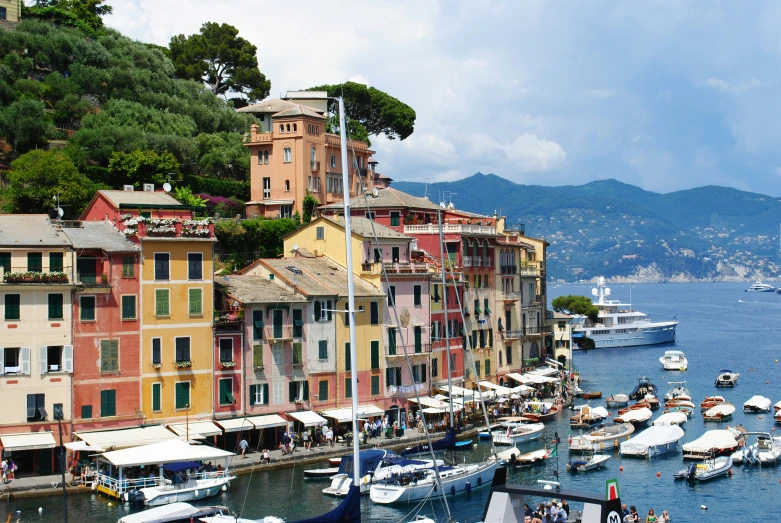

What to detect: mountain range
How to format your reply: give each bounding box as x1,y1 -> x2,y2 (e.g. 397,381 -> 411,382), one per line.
392,174 -> 781,282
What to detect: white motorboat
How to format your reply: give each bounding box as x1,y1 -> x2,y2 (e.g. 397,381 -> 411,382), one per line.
605,393 -> 629,408
569,422 -> 635,452
323,450 -> 443,496
620,425 -> 684,458
746,280 -> 774,292
682,429 -> 744,460
652,412 -> 688,427
572,277 -> 678,349
663,381 -> 690,401
614,407 -> 653,428
489,417 -> 545,446
732,432 -> 781,464
92,439 -> 235,507
675,455 -> 732,481
659,350 -> 688,371
567,450 -> 611,472
775,400 -> 781,412
776,410 -> 781,424
498,447 -> 552,466
369,457 -> 500,504
743,395 -> 772,413
570,405 -> 609,428
703,403 -> 735,422
715,369 -> 739,387
118,503 -> 234,523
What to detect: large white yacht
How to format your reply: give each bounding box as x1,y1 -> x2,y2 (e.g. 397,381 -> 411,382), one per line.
746,281 -> 774,292
572,277 -> 677,349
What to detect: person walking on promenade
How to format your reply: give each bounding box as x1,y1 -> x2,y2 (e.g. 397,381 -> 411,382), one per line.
239,438 -> 249,458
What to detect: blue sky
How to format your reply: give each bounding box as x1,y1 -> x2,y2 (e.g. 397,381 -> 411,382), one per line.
109,1 -> 781,195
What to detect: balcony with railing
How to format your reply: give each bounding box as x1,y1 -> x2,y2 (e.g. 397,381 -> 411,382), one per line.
123,219 -> 215,240
386,342 -> 431,357
214,309 -> 245,327
265,324 -> 304,342
503,293 -> 520,302
518,264 -> 539,277
403,223 -> 497,235
383,262 -> 431,275
503,329 -> 523,340
500,264 -> 517,274
1,266 -> 74,286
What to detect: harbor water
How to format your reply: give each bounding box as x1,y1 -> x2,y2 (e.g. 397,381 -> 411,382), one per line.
6,282 -> 781,522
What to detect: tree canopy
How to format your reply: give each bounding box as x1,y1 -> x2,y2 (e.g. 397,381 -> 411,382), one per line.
551,295 -> 600,324
170,22 -> 270,104
24,0 -> 113,34
309,82 -> 416,141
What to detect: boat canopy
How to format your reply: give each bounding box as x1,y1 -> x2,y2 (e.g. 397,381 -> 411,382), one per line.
288,410 -> 327,427
744,396 -> 771,410
652,412 -> 688,426
0,432 -> 56,452
336,449 -> 389,475
117,502 -> 207,523
75,425 -> 184,450
682,430 -> 739,452
620,425 -> 684,455
616,407 -> 653,423
99,439 -> 234,467
705,404 -> 736,417
321,405 -> 385,423
719,369 -> 733,373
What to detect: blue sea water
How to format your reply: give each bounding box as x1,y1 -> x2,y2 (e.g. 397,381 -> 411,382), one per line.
6,283 -> 781,522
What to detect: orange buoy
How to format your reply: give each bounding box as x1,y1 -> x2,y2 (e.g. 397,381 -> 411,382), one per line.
620,466 -> 624,472
728,470 -> 732,477
656,472 -> 661,477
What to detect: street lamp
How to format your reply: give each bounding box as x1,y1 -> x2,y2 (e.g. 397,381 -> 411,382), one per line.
53,405 -> 68,523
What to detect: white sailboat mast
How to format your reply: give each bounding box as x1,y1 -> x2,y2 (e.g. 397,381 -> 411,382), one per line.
437,207 -> 455,426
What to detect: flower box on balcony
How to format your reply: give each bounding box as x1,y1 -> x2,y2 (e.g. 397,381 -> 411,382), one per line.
220,361 -> 236,368
152,363 -> 162,370
176,360 -> 193,368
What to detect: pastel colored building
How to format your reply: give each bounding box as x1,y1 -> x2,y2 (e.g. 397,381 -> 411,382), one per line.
239,92 -> 388,219
0,215 -> 75,476
64,221 -> 142,434
81,189 -> 216,423
0,0 -> 21,22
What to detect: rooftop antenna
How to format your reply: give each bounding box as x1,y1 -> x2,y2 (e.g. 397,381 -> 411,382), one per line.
442,191 -> 457,207
423,177 -> 429,199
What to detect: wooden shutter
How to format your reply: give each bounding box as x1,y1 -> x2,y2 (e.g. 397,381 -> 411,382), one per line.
20,346 -> 30,374
262,383 -> 269,405
39,346 -> 48,375
289,381 -> 296,402
63,345 -> 73,373
326,300 -> 332,321
371,375 -> 379,395
49,252 -> 63,272
432,358 -> 438,378
488,329 -> 493,347
122,256 -> 134,278
318,340 -> 327,359
253,344 -> 263,366
27,394 -> 36,419
152,338 -> 161,364
188,253 -> 202,280
414,285 -> 421,306
388,328 -> 396,355
319,380 -> 328,401
314,301 -> 321,321
253,310 -> 264,339
370,341 -> 379,370
152,384 -> 161,411
414,326 -> 422,353
189,288 -> 202,315
155,253 -> 169,280
156,289 -> 169,316
110,340 -> 119,371
370,302 -> 379,324
485,359 -> 491,376
344,343 -> 351,371
249,384 -> 257,406
344,378 -> 352,399
303,380 -> 309,401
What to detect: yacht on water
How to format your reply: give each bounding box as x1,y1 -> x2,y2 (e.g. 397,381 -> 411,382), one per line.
572,277 -> 677,349
746,280 -> 774,292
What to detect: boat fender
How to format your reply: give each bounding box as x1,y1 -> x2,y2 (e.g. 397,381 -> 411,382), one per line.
207,488 -> 212,496
465,481 -> 471,493
477,477 -> 482,487
450,485 -> 456,496
194,490 -> 200,498
221,485 -> 228,492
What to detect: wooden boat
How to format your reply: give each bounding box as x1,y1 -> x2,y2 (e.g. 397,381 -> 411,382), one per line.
715,369 -> 739,387
614,407 -> 653,428
700,396 -> 725,410
567,450 -> 611,472
304,467 -> 339,479
645,396 -> 661,411
682,428 -> 745,460
569,422 -> 635,452
605,393 -> 629,408
618,401 -> 652,416
522,401 -> 559,422
675,455 -> 732,481
703,403 -> 735,422
582,392 -> 602,400
570,405 -> 608,428
664,399 -> 695,409
503,447 -> 552,466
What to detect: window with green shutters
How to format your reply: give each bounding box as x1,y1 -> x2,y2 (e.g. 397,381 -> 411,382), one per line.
187,253 -> 203,280
0,252 -> 10,273
371,375 -> 380,395
152,383 -> 161,412
121,295 -> 136,320
318,380 -> 328,401
249,384 -> 269,405
189,288 -> 203,315
475,360 -> 481,377
388,328 -> 397,355
414,326 -> 422,353
4,293 -> 20,320
471,330 -> 477,350
318,340 -> 328,359
122,256 -> 135,278
152,338 -> 161,365
80,296 -> 95,321
344,342 -> 351,371
27,252 -> 42,273
293,342 -> 303,365
155,289 -> 169,316
474,299 -> 481,315
100,389 -> 116,417
49,252 -> 63,273
77,257 -> 96,283
253,345 -> 264,367
175,337 -> 190,362
370,302 -> 379,325
175,382 -> 190,410
293,309 -> 303,337
81,405 -> 92,419
345,378 -> 352,399
413,285 -> 421,306
390,212 -> 400,226
252,310 -> 263,340
370,340 -> 380,370
484,298 -> 491,315
219,378 -> 234,405
47,293 -> 63,319
479,329 -> 485,348
488,329 -> 493,347
100,340 -> 119,372
485,359 -> 491,376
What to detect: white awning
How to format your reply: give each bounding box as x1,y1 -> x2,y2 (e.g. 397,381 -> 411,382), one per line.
288,411 -> 327,427
528,367 -> 559,377
478,381 -> 513,396
168,421 -> 223,438
506,372 -> 532,384
245,414 -> 287,429
99,439 -> 234,467
439,385 -> 473,397
408,396 -> 448,409
422,407 -> 446,414
522,374 -> 558,384
1,432 -> 56,452
75,425 -> 181,450
64,440 -> 105,452
321,405 -> 384,423
214,418 -> 255,433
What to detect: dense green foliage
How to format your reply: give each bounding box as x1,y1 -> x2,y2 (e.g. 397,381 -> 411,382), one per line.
0,19 -> 256,214
170,22 -> 270,104
24,0 -> 113,35
215,217 -> 299,270
551,295 -> 599,323
183,174 -> 249,201
309,82 -> 416,141
302,191 -> 317,224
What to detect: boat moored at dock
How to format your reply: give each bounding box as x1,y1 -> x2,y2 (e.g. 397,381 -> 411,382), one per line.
743,395 -> 771,413
569,422 -> 635,452
620,425 -> 685,458
659,350 -> 688,371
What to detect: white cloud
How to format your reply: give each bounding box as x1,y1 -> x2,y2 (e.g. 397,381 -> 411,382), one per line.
698,77 -> 765,94
504,134 -> 567,172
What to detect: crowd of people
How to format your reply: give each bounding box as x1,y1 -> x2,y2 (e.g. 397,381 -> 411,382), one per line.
522,500 -> 671,523
621,503 -> 671,522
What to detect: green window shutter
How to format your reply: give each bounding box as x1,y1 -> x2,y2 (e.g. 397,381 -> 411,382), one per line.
189,288 -> 202,315
175,382 -> 190,409
488,329 -> 493,347
100,390 -> 116,417
48,293 -> 63,319
474,299 -> 480,314
344,343 -> 351,372
122,256 -> 135,278
319,380 -> 328,401
303,380 -> 309,401
370,302 -> 379,324
484,298 -> 490,314
414,326 -> 422,353
413,285 -> 421,306
471,331 -> 477,350
262,383 -> 269,405
81,405 -> 92,419
479,330 -> 485,348
388,328 -> 396,355
318,340 -> 328,359
100,340 -> 109,372
252,310 -> 264,339
289,381 -> 296,402
248,384 -> 257,406
152,384 -> 161,412
5,294 -> 20,320
475,361 -> 481,377
49,252 -> 63,273
253,344 -> 264,367
293,309 -> 303,337
345,378 -> 352,399
485,359 -> 491,376
121,295 -> 136,320
80,296 -> 95,321
370,340 -> 380,370
0,252 -> 10,272
220,379 -> 232,405
371,375 -> 380,395
326,300 -> 332,321
27,252 -> 42,273
293,342 -> 302,364
156,289 -> 169,316
100,340 -> 118,372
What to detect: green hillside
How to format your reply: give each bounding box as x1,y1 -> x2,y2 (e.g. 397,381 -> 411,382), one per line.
394,174 -> 781,281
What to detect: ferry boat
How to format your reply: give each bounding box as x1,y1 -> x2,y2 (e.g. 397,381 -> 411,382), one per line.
572,277 -> 677,349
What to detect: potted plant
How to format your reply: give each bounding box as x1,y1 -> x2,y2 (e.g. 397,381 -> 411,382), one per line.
101,274 -> 109,284
152,363 -> 162,370
176,360 -> 193,368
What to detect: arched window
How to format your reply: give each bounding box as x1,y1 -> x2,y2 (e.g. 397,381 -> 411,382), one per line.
472,240 -> 478,263
482,240 -> 488,264
315,126 -> 319,135
285,180 -> 290,191
279,124 -> 284,133
264,151 -> 269,164
286,124 -> 290,132
311,146 -> 317,165
293,123 -> 297,132
258,151 -> 263,165
283,147 -> 292,163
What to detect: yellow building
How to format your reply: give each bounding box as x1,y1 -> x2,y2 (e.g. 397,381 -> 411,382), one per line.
81,190 -> 216,422
0,0 -> 21,22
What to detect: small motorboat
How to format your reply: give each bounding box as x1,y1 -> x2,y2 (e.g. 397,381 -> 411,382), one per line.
700,396 -> 725,410
663,381 -> 690,402
618,400 -> 653,416
328,457 -> 342,466
682,428 -> 745,460
572,386 -> 585,397
746,280 -> 775,292
732,432 -> 781,464
645,395 -> 661,411
304,466 -> 340,479
776,410 -> 781,424
774,400 -> 781,412
490,417 -> 545,446
743,395 -> 772,413
614,407 -> 653,428
581,391 -> 602,400
605,393 -> 629,408
455,440 -> 473,449
703,403 -> 736,422
652,412 -> 688,427
715,369 -> 739,387
118,503 -> 234,523
675,455 -> 732,481
659,350 -> 688,371
522,401 -> 559,422
664,400 -> 695,418
505,447 -> 552,466
629,377 -> 658,400
569,422 -> 635,452
620,425 -> 685,458
570,405 -> 608,428
567,450 -> 611,472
